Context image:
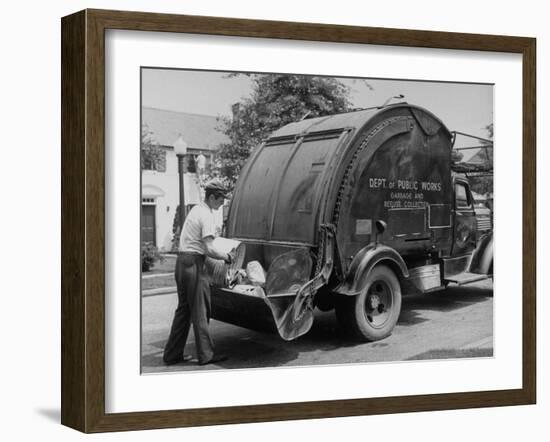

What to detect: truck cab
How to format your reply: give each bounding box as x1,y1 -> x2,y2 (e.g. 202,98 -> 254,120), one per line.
439,174 -> 492,285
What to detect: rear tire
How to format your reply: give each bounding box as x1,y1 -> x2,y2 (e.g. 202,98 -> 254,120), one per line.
336,265 -> 402,341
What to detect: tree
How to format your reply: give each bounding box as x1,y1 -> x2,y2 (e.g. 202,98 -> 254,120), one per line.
468,123 -> 494,196
141,123 -> 163,171
485,123 -> 494,139
211,74 -> 353,187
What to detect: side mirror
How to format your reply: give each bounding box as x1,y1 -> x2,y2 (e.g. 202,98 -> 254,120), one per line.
375,220 -> 387,234
373,220 -> 387,248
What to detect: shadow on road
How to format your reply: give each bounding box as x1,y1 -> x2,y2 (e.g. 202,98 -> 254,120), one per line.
398,283 -> 493,326
407,347 -> 493,360
142,335 -> 301,370
142,311 -> 361,372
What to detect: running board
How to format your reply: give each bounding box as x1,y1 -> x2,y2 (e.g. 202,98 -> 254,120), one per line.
444,272 -> 489,286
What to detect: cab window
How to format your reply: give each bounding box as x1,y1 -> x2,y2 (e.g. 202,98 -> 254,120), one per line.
455,183 -> 472,208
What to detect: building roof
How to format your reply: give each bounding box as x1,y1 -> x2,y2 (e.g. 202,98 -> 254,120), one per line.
142,107 -> 229,151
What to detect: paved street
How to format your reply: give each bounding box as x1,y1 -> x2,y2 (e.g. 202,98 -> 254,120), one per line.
141,279 -> 493,373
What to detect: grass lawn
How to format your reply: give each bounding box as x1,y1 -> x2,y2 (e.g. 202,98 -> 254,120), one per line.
141,254 -> 177,291
144,253 -> 177,275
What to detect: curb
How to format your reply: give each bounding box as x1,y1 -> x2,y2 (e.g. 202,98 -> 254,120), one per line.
142,272 -> 173,279
142,287 -> 177,297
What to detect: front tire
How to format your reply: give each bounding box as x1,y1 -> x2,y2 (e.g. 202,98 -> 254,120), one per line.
336,265 -> 402,341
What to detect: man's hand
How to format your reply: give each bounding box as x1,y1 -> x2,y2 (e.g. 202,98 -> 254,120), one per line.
224,249 -> 236,265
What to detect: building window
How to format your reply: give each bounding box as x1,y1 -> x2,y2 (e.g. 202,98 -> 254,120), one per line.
142,149 -> 166,172
156,150 -> 167,172
455,183 -> 472,208
141,147 -> 166,172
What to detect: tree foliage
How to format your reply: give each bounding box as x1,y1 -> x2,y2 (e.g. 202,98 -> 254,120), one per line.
141,123 -> 163,171
211,74 -> 353,187
468,123 -> 494,196
485,123 -> 494,139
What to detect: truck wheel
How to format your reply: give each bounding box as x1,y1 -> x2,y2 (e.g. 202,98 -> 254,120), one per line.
336,265 -> 402,341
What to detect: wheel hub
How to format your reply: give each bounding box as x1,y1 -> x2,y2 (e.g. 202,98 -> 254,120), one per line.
365,280 -> 393,327
367,294 -> 381,310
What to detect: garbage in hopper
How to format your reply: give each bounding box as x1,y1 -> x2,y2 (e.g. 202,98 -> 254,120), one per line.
204,237 -> 245,287
205,242 -> 267,291
245,261 -> 266,287
231,284 -> 266,298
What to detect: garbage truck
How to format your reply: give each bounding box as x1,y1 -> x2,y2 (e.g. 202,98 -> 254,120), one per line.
210,103 -> 494,342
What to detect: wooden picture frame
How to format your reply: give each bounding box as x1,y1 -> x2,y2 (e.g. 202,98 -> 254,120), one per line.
61,9 -> 536,433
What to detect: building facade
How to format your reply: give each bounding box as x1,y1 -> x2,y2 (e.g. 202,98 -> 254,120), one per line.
141,107 -> 229,251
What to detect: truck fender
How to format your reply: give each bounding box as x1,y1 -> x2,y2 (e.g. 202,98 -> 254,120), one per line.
335,244 -> 409,296
469,231 -> 494,275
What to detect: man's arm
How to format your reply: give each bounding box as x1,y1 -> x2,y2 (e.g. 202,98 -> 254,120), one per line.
203,236 -> 231,263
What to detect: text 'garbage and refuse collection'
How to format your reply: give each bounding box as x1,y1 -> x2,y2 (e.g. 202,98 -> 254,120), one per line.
368,177 -> 442,209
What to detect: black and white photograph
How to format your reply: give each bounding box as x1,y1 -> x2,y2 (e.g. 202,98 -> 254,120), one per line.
140,68 -> 494,373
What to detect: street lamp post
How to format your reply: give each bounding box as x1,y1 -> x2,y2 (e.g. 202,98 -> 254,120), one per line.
174,135 -> 188,231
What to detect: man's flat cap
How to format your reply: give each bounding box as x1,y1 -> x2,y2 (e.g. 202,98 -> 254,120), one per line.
204,178 -> 229,197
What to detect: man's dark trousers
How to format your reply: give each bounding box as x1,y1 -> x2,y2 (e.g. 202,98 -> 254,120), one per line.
163,253 -> 215,364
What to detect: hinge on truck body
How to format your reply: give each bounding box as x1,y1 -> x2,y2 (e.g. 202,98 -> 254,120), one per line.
293,224 -> 336,321
273,224 -> 336,341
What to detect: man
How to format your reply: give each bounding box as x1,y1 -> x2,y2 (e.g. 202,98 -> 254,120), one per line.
163,179 -> 232,366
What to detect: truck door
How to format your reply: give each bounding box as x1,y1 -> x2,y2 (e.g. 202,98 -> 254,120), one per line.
451,178 -> 477,256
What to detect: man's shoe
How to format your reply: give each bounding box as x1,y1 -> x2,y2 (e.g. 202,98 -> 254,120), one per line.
163,354 -> 193,365
199,353 -> 228,365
